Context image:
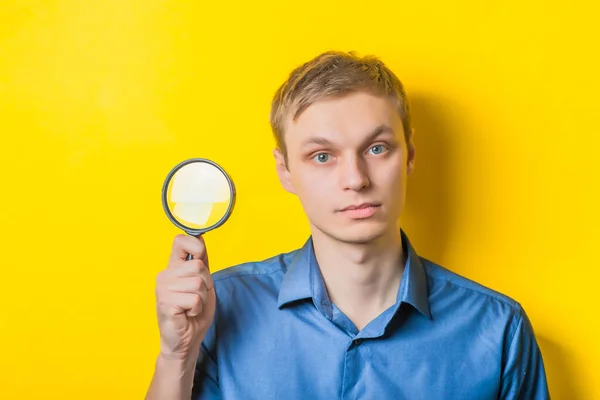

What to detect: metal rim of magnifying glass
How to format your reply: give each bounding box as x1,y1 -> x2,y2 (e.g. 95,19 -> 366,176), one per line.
161,158 -> 236,236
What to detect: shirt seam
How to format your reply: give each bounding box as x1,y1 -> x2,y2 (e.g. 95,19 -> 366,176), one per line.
212,267 -> 284,283
506,307 -> 524,347
426,274 -> 521,311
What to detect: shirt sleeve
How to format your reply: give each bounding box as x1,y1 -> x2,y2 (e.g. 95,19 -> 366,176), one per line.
499,306 -> 550,400
191,318 -> 221,399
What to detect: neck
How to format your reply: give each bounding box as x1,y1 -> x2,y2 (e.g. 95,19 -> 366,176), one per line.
311,225 -> 406,331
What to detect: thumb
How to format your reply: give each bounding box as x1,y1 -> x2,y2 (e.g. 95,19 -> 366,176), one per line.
194,234 -> 209,270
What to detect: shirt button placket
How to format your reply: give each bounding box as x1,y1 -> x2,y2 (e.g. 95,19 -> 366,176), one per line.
341,339 -> 361,399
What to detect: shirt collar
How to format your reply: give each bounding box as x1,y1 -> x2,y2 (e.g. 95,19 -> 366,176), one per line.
399,230 -> 431,318
277,237 -> 314,308
277,229 -> 431,319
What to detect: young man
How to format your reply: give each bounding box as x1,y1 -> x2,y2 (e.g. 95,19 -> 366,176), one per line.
146,51 -> 550,399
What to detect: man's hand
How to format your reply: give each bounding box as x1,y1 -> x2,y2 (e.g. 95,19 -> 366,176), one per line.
155,234 -> 216,361
146,234 -> 216,400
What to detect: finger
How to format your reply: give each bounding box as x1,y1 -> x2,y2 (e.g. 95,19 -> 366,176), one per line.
167,276 -> 209,294
166,279 -> 210,316
171,293 -> 203,317
169,234 -> 208,267
168,260 -> 214,290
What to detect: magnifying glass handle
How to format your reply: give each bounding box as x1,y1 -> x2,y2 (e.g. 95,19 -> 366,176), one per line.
186,254 -> 193,261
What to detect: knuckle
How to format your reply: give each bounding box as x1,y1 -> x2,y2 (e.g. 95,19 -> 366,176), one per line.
192,294 -> 202,307
190,259 -> 205,273
173,234 -> 187,248
192,277 -> 203,291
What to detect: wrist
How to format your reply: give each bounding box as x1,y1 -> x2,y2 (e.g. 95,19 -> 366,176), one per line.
158,349 -> 199,369
159,336 -> 204,363
147,353 -> 198,400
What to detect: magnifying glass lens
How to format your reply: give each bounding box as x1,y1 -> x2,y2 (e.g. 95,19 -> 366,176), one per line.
162,158 -> 236,241
166,162 -> 231,229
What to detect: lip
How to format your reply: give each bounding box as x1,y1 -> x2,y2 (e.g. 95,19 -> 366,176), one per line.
339,203 -> 381,219
340,203 -> 380,211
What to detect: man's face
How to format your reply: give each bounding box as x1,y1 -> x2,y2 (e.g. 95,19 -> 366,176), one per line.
275,91 -> 415,244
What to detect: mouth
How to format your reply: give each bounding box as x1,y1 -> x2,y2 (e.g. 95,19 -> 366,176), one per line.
338,203 -> 381,219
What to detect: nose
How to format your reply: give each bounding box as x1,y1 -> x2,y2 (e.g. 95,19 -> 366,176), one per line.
339,155 -> 370,191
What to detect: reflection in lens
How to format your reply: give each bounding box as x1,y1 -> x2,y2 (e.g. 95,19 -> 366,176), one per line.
166,161 -> 231,230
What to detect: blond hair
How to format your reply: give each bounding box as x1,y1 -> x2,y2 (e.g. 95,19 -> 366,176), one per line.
269,51 -> 412,162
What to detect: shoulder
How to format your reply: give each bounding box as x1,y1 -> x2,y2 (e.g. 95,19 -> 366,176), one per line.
209,246 -> 302,302
211,247 -> 298,283
420,257 -> 524,319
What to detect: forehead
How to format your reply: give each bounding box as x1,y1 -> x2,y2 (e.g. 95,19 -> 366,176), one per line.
284,91 -> 403,147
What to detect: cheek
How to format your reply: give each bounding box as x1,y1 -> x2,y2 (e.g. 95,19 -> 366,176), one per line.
379,163 -> 407,196
293,170 -> 332,202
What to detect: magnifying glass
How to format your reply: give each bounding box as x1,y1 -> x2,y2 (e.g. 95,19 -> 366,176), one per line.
162,158 -> 236,260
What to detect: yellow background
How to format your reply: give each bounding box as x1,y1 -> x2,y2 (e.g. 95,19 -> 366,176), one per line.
1,1 -> 598,398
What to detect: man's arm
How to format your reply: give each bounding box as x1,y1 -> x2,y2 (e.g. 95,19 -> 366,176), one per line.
146,334 -> 220,400
499,306 -> 550,399
145,352 -> 200,400
145,234 -> 220,399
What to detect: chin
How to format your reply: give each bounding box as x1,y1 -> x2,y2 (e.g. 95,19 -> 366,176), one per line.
319,221 -> 390,245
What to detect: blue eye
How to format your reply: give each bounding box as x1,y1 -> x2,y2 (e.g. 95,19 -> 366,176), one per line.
368,145 -> 386,155
313,153 -> 330,163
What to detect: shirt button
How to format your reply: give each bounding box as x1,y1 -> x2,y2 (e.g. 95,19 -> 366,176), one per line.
355,339 -> 362,345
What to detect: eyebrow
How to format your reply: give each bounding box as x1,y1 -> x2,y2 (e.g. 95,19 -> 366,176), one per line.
301,124 -> 395,148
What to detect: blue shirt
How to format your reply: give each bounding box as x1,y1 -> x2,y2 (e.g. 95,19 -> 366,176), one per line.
192,230 -> 549,399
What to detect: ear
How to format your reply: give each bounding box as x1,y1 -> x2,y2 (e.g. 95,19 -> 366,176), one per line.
273,148 -> 297,194
406,128 -> 416,176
